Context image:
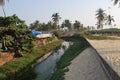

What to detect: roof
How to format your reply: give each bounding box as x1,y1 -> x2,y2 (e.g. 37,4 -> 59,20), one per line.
32,31 -> 42,36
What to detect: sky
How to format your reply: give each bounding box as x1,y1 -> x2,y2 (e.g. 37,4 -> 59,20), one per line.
0,0 -> 120,28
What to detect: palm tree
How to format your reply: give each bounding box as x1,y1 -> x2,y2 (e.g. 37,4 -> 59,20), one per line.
96,8 -> 106,29
47,21 -> 53,31
30,20 -> 41,30
0,0 -> 9,17
112,0 -> 120,5
63,19 -> 72,30
51,13 -> 61,29
73,20 -> 81,30
105,15 -> 115,28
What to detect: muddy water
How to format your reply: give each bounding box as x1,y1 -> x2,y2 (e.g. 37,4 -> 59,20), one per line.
34,41 -> 72,80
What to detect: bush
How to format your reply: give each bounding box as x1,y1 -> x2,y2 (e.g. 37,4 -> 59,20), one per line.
53,31 -> 62,39
0,40 -> 62,80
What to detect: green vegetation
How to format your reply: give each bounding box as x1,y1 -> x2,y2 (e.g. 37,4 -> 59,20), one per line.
29,13 -> 86,32
96,8 -> 106,29
0,15 -> 32,57
52,13 -> 61,30
61,19 -> 72,30
53,30 -> 62,39
50,35 -> 90,80
87,28 -> 120,35
0,40 -> 62,80
95,8 -> 115,29
82,29 -> 120,40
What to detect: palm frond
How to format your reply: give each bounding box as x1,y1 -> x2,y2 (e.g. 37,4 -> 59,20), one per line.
113,0 -> 119,5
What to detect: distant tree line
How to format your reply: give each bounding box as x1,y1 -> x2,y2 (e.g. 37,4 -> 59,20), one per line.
29,13 -> 85,32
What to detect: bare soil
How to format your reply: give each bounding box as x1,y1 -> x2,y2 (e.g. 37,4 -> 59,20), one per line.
0,52 -> 13,66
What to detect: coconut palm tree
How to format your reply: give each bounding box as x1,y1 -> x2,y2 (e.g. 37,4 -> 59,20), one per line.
29,20 -> 41,30
73,20 -> 81,30
63,19 -> 72,30
51,13 -> 61,29
112,0 -> 120,5
105,15 -> 115,28
96,8 -> 106,29
0,0 -> 9,17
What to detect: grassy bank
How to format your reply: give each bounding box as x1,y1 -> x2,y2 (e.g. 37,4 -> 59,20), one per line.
82,32 -> 119,40
50,35 -> 90,80
0,40 -> 62,80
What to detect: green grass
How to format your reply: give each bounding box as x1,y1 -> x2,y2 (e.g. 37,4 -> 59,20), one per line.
88,28 -> 120,35
50,36 -> 90,80
0,40 -> 62,80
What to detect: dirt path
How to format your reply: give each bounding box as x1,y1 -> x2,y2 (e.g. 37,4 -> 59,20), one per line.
64,47 -> 109,80
87,39 -> 120,76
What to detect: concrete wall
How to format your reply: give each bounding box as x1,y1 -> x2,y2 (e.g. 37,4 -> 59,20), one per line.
93,48 -> 120,80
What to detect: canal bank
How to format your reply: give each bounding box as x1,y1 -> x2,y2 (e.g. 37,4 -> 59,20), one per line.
0,40 -> 62,80
34,41 -> 72,80
50,36 -> 120,80
50,36 -> 90,80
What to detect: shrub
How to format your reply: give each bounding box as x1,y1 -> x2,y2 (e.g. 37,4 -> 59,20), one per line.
0,40 -> 62,80
53,31 -> 62,39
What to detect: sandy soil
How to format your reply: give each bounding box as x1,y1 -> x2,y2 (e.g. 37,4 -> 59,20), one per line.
64,47 -> 109,80
87,39 -> 120,76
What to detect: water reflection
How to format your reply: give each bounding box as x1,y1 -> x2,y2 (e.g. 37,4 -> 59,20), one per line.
34,41 -> 72,80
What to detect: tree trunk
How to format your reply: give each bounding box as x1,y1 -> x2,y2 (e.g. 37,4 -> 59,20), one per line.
2,6 -> 6,17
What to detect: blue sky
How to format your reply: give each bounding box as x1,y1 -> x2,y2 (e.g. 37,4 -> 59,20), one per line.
0,0 -> 120,28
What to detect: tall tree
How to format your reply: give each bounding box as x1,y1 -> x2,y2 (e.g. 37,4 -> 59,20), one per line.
105,15 -> 115,27
73,20 -> 81,30
112,0 -> 120,5
46,21 -> 53,31
96,8 -> 106,29
0,0 -> 9,17
51,13 -> 61,29
62,19 -> 72,30
29,20 -> 41,30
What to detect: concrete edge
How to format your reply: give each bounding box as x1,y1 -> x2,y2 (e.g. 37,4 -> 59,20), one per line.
91,47 -> 113,80
91,47 -> 120,80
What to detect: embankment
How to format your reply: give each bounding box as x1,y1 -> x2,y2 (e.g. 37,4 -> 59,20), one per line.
94,49 -> 120,80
